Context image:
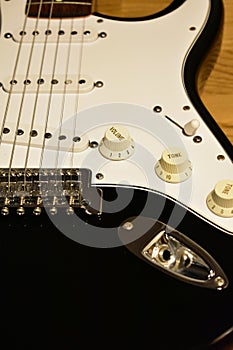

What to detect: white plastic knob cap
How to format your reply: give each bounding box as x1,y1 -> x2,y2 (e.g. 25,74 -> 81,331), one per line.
155,147 -> 192,183
99,125 -> 135,160
183,119 -> 200,136
206,180 -> 233,217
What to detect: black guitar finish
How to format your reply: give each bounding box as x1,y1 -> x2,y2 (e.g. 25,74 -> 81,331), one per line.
1,186 -> 233,349
0,1 -> 232,349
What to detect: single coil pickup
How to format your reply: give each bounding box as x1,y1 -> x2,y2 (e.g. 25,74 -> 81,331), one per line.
2,75 -> 94,94
13,26 -> 98,43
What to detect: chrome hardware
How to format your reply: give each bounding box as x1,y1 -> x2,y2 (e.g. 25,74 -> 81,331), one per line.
3,74 -> 94,94
0,168 -> 102,216
142,229 -> 228,290
17,206 -> 25,216
1,206 -> 9,215
66,207 -> 74,215
14,26 -> 98,44
122,221 -> 134,231
33,206 -> 42,216
50,207 -> 58,216
1,198 -> 10,215
119,217 -> 229,290
17,197 -> 25,215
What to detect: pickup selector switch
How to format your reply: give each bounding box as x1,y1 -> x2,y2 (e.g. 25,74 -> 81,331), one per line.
183,119 -> 200,136
206,180 -> 233,217
155,147 -> 192,183
99,125 -> 135,160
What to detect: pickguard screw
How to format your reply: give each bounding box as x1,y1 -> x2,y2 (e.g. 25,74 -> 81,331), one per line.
4,32 -> 12,39
99,32 -> 107,38
90,141 -> 98,148
215,276 -> 225,288
193,135 -> 202,143
217,155 -> 225,161
122,221 -> 134,231
153,106 -> 162,113
96,173 -> 104,180
95,81 -> 104,88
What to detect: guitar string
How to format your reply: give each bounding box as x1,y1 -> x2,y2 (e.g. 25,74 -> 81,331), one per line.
53,18 -> 74,170
45,17 -> 87,210
23,2 -> 88,213
70,17 -> 87,207
38,17 -> 63,171
23,0 -> 55,184
2,1 -> 88,210
37,10 -> 87,209
7,0 -> 44,190
51,17 -> 74,208
0,0 -> 33,148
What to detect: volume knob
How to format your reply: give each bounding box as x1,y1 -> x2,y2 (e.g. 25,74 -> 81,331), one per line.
206,180 -> 233,217
155,147 -> 192,183
99,125 -> 135,160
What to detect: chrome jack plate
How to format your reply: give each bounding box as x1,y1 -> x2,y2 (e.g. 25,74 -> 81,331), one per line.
119,218 -> 228,290
142,230 -> 227,290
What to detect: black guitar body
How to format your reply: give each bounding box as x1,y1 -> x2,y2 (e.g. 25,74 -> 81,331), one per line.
1,186 -> 232,349
0,0 -> 232,349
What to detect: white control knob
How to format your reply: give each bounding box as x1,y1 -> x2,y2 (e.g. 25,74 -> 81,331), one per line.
99,125 -> 135,160
206,180 -> 233,217
183,119 -> 200,136
155,147 -> 192,183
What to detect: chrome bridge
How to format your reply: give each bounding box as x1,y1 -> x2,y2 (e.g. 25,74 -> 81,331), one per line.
0,168 -> 101,216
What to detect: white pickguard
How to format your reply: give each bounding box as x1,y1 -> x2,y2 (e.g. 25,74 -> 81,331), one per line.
0,0 -> 232,234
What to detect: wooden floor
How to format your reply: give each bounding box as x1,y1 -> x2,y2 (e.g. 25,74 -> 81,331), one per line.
95,0 -> 233,144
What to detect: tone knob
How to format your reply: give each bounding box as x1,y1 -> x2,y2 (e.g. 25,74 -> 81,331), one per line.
99,125 -> 135,160
206,180 -> 233,217
155,147 -> 192,183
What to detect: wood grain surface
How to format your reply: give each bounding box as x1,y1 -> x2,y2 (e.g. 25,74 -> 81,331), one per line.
95,0 -> 233,144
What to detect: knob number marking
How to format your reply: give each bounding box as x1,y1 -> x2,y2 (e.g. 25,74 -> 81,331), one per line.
99,125 -> 135,160
155,147 -> 192,183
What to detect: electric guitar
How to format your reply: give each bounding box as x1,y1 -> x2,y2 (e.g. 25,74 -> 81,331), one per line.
0,0 -> 232,349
